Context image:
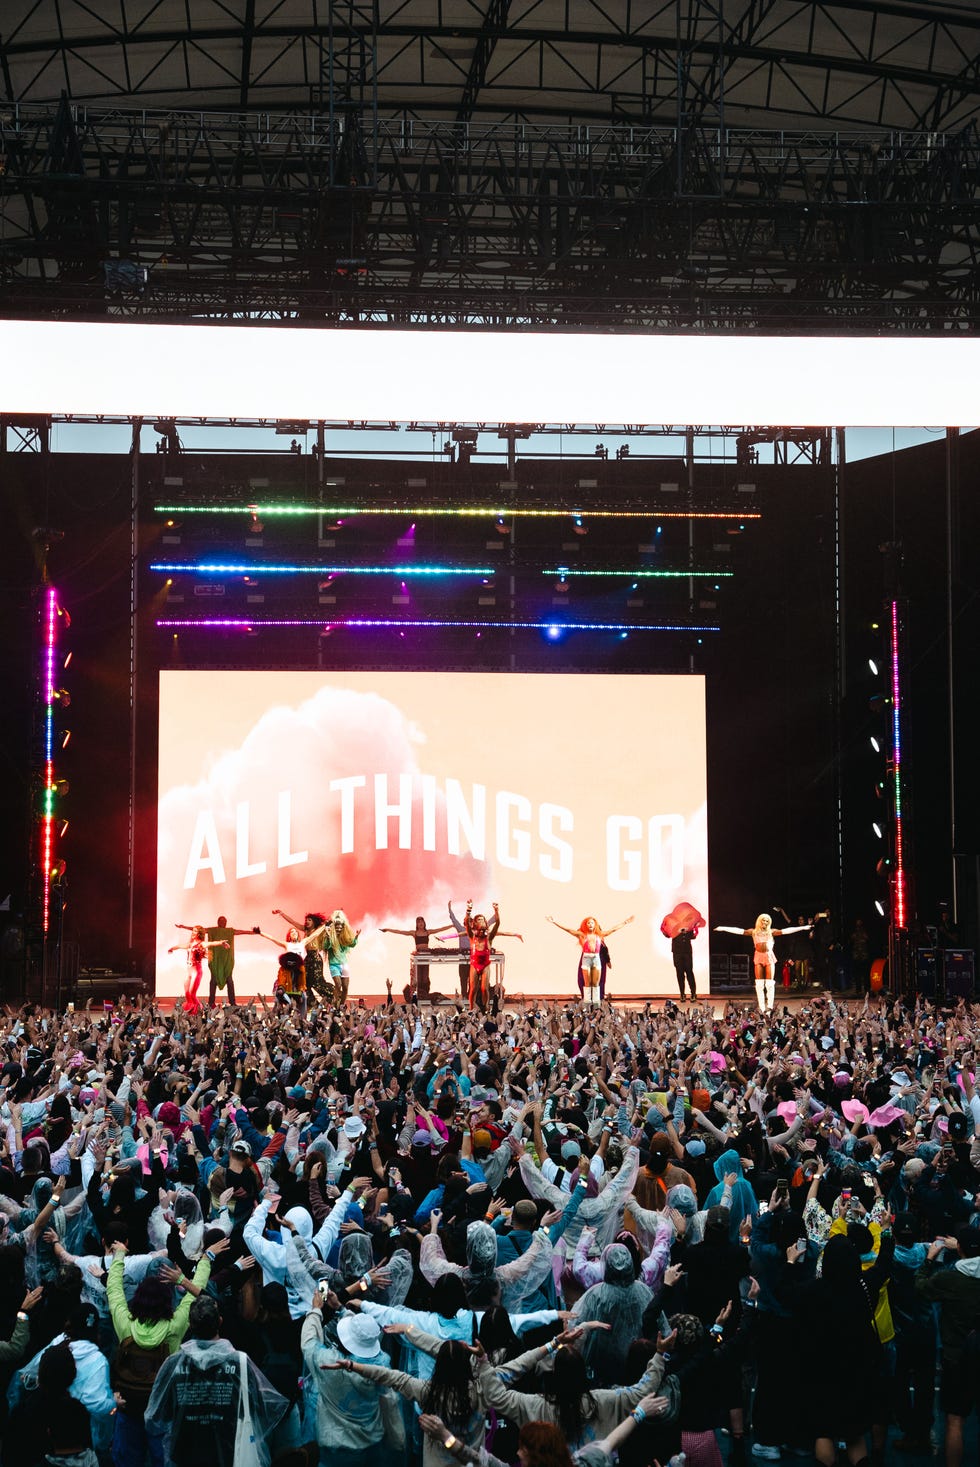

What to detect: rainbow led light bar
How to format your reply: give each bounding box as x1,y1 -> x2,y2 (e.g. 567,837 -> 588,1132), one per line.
157,617 -> 719,632
889,600 -> 907,930
545,568 -> 733,579
154,504 -> 761,521
151,562 -> 494,576
41,588 -> 57,934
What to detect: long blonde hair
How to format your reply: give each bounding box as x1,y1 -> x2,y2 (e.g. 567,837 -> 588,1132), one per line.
755,913 -> 772,932
328,909 -> 357,952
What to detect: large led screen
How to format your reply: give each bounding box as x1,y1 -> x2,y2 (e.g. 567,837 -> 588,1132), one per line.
156,670 -> 707,999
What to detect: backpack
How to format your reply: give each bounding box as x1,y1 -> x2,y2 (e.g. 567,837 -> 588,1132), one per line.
112,1334 -> 172,1414
257,1344 -> 300,1404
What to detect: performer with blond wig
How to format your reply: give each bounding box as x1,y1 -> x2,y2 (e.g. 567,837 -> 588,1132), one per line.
714,912 -> 811,1012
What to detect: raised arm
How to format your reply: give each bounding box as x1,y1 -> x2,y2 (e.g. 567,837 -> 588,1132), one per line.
272,908 -> 305,930
547,916 -> 578,938
715,926 -> 753,936
253,931 -> 287,950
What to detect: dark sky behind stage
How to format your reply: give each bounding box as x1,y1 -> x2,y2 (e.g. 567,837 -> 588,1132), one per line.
1,431 -> 977,978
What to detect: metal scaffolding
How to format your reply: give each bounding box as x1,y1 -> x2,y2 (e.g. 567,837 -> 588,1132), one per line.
2,101 -> 980,329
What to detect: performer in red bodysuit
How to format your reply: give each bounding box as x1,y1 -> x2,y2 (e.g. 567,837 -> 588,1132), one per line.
465,901 -> 500,1011
167,925 -> 229,1014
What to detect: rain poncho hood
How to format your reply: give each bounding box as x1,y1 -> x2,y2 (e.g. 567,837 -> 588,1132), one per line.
572,1245 -> 654,1383
705,1149 -> 758,1238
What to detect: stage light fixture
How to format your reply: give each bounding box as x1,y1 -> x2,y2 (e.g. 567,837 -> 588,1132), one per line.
874,900 -> 886,917
543,568 -> 732,579
61,730 -> 71,748
151,561 -> 494,577
53,688 -> 70,707
872,822 -> 883,839
154,503 -> 761,522
889,600 -> 908,930
870,736 -> 880,753
868,658 -> 879,676
41,588 -> 57,935
63,651 -> 72,669
157,617 -> 720,633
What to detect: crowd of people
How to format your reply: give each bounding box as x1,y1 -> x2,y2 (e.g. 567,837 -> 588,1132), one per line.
0,988 -> 978,1467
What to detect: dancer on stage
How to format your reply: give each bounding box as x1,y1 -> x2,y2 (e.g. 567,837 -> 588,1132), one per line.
174,915 -> 262,1007
270,909 -> 332,1003
714,912 -> 811,1012
442,899 -> 525,1000
167,925 -> 229,1015
326,909 -> 360,1005
660,901 -> 706,1003
254,922 -> 322,1016
465,900 -> 499,1011
379,915 -> 454,1000
445,900 -> 472,998
546,912 -> 634,1003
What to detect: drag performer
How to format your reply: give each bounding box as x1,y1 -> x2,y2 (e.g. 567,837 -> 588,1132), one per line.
380,915 -> 454,1000
254,923 -> 319,1016
465,900 -> 499,1011
271,909 -> 331,1002
175,915 -> 262,1007
547,913 -> 634,1003
441,899 -> 524,1000
714,912 -> 811,1013
167,925 -> 228,1015
326,909 -> 360,1005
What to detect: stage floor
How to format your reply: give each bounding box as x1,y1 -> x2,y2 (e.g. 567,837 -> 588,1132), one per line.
141,989 -> 860,1015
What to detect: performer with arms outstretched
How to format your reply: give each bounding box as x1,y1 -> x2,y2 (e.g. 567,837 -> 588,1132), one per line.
547,913 -> 634,1003
715,912 -> 811,1013
167,925 -> 228,1015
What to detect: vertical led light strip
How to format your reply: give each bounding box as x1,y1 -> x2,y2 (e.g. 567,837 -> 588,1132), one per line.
890,599 -> 906,930
41,588 -> 57,934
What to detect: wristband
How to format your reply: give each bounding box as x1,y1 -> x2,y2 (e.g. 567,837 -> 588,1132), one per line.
205,1250 -> 216,1262
16,1311 -> 28,1322
631,1407 -> 646,1424
444,1437 -> 458,1451
710,1324 -> 724,1337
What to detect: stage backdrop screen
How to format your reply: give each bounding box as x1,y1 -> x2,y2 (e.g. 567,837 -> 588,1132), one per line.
156,670 -> 708,999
